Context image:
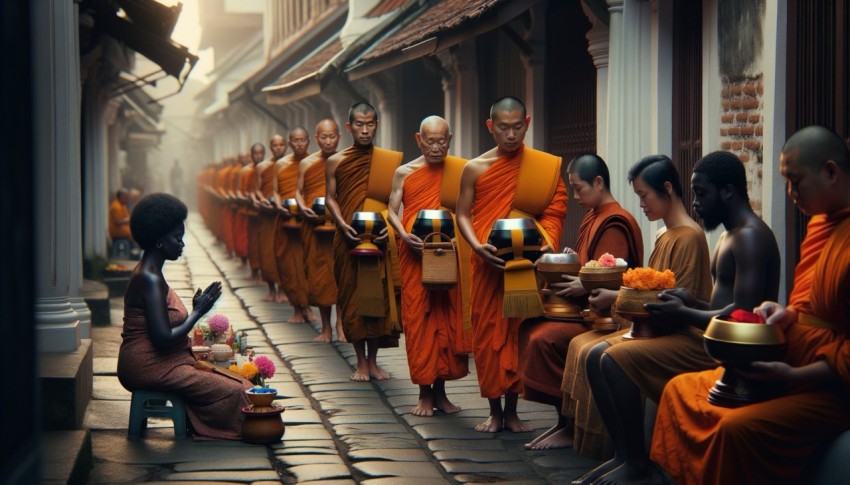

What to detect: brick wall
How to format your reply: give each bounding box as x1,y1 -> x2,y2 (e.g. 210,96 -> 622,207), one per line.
719,74 -> 764,215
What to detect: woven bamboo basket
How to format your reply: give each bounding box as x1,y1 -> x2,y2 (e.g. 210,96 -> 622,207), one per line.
421,233 -> 457,290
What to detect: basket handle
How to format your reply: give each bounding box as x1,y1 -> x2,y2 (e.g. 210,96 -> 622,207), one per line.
423,232 -> 453,244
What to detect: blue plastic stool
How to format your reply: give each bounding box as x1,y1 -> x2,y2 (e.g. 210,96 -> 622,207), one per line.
110,238 -> 132,259
128,390 -> 187,440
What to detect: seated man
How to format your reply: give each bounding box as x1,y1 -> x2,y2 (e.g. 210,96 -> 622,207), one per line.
652,126 -> 850,485
519,153 -> 643,450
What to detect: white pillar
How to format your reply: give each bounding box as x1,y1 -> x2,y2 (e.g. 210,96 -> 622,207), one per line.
582,2 -> 611,160
523,3 -> 547,150
452,41 -> 480,159
83,81 -> 109,260
33,0 -> 81,353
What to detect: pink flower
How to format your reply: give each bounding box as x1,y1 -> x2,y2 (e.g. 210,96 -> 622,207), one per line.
599,253 -> 617,268
208,314 -> 230,334
253,355 -> 276,379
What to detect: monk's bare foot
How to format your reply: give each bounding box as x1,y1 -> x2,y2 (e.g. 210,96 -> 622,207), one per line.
303,307 -> 315,323
336,321 -> 347,343
369,363 -> 390,381
276,292 -> 289,303
504,413 -> 533,433
351,361 -> 370,382
571,459 -> 621,485
288,311 -> 306,324
262,293 -> 276,302
594,462 -> 659,485
475,415 -> 503,433
411,395 -> 435,417
313,328 -> 332,343
527,426 -> 573,450
434,394 -> 461,414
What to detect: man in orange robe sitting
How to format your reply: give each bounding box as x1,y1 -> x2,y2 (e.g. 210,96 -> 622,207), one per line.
651,126 -> 850,485
456,96 -> 567,432
519,153 -> 643,450
387,116 -> 470,416
109,188 -> 133,241
274,128 -> 312,321
296,119 -> 344,342
326,102 -> 404,382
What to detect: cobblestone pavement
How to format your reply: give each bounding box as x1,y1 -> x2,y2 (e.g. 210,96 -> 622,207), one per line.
85,215 -> 598,484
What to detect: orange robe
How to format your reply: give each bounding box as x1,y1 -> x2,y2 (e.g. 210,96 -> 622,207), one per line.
333,145 -> 400,345
400,163 -> 469,385
242,166 -> 261,271
109,199 -> 132,240
233,166 -> 253,259
300,155 -> 337,306
651,208 -> 850,485
519,201 -> 643,405
257,162 -> 280,284
220,165 -> 239,253
562,225 -> 713,459
470,148 -> 567,398
275,156 -> 308,306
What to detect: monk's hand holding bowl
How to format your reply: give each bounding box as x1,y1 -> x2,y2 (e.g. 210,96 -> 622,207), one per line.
539,244 -> 553,254
277,205 -> 291,217
340,223 -> 362,245
372,226 -> 390,245
552,274 -> 587,298
193,281 -> 222,315
754,301 -> 798,331
300,207 -> 318,221
588,288 -> 617,311
474,243 -> 505,271
401,232 -> 424,253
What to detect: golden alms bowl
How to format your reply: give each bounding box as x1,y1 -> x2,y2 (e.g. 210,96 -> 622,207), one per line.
703,316 -> 786,367
578,266 -> 626,292
536,252 -> 581,285
615,287 -> 664,315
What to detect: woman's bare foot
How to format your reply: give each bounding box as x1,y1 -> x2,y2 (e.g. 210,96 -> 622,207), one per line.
475,415 -> 503,433
527,426 -> 573,450
369,363 -> 390,380
570,459 -> 622,485
594,462 -> 659,485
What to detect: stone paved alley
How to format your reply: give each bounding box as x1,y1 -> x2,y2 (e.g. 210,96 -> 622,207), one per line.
83,214 -> 597,484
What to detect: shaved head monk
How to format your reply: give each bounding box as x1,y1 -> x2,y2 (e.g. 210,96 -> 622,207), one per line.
295,119 -> 345,342
386,116 -> 470,416
253,135 -> 287,302
326,102 -> 404,382
239,145 -> 264,282
519,153 -> 643,450
273,127 -> 312,322
456,96 -> 568,432
652,126 -> 850,485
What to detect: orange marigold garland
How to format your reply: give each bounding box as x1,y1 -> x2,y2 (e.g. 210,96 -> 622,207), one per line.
622,267 -> 676,290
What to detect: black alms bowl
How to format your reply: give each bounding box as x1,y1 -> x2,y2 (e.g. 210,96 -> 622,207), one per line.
486,218 -> 543,262
311,197 -> 326,216
350,211 -> 386,235
412,209 -> 454,240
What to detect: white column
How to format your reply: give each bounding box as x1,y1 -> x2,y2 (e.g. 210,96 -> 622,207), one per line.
581,2 -> 611,160
452,41 -> 480,159
33,0 -> 81,353
434,51 -> 458,135
522,3 -> 547,150
605,0 -> 659,256
83,81 -> 109,260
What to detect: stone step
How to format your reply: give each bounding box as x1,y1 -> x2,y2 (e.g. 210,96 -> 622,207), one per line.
82,279 -> 110,326
41,429 -> 92,485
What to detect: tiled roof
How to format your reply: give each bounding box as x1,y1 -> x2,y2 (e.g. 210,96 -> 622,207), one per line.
361,0 -> 507,61
269,38 -> 343,87
366,0 -> 413,18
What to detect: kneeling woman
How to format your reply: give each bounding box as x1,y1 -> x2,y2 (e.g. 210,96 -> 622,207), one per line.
117,193 -> 251,439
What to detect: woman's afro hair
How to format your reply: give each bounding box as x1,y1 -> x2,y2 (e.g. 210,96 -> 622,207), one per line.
130,193 -> 187,250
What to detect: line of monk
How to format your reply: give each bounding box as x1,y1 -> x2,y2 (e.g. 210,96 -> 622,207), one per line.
196,101 -> 850,482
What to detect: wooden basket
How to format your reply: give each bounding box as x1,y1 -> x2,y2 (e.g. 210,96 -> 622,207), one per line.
421,233 -> 457,290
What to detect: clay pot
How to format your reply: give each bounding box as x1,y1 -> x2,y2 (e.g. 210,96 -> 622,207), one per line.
241,404 -> 285,444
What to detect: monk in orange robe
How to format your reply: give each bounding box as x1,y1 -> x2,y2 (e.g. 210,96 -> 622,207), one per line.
233,152 -> 255,267
520,153 -> 643,450
456,96 -> 567,433
652,126 -> 850,485
387,116 -> 470,416
109,188 -> 133,240
243,146 -> 264,281
253,135 -> 287,301
225,158 -> 244,262
326,102 -> 403,382
274,128 -> 311,322
296,119 -> 344,342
